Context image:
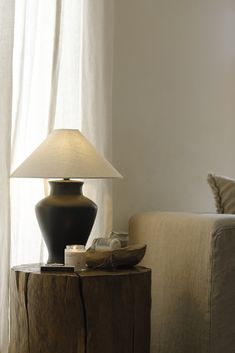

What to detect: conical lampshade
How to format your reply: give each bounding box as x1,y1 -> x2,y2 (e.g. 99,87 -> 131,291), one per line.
11,129 -> 122,179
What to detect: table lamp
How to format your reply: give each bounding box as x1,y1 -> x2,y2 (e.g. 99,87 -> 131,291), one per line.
11,129 -> 122,264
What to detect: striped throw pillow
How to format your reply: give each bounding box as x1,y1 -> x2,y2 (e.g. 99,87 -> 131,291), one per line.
207,174 -> 235,214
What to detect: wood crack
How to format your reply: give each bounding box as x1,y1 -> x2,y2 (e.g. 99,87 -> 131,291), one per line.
24,273 -> 30,353
77,274 -> 87,353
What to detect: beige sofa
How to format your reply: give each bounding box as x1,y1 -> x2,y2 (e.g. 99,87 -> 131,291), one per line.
129,212 -> 235,353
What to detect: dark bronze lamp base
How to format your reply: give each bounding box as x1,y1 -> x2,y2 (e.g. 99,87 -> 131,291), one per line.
35,180 -> 97,263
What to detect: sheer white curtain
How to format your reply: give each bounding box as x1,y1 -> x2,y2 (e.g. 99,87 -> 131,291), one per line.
0,2 -> 15,351
11,0 -> 114,264
1,0 -> 114,351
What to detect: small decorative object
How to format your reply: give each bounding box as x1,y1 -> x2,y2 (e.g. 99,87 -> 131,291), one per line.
91,237 -> 121,251
64,244 -> 86,271
86,244 -> 147,270
11,129 -> 122,264
110,231 -> 129,247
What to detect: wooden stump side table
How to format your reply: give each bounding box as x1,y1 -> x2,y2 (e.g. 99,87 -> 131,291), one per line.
9,265 -> 151,353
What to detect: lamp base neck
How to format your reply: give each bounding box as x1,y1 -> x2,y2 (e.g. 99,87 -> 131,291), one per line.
49,180 -> 84,196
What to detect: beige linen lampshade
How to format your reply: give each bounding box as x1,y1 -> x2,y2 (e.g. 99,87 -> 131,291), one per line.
11,129 -> 122,179
11,129 -> 122,264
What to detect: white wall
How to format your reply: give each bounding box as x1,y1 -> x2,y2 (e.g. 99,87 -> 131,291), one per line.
112,0 -> 235,230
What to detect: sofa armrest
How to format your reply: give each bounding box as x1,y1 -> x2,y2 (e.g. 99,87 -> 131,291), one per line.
129,212 -> 235,353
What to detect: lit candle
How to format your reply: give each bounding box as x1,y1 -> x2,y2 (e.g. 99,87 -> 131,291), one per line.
64,245 -> 86,271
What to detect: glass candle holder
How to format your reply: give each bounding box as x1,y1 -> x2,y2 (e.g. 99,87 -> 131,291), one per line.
64,244 -> 86,271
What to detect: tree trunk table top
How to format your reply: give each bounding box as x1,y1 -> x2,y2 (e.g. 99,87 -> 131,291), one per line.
10,265 -> 151,353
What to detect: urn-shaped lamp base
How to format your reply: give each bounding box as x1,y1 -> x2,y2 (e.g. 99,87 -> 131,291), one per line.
35,180 -> 97,263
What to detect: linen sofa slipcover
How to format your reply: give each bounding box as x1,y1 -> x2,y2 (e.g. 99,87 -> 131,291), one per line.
129,212 -> 235,353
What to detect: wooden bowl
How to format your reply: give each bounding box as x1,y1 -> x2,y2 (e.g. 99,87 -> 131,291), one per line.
85,244 -> 147,270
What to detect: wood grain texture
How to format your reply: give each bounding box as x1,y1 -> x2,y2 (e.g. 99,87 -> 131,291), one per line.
9,271 -> 30,353
9,266 -> 151,353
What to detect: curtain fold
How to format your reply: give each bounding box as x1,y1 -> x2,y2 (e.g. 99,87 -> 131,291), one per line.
47,0 -> 62,133
0,1 -> 15,352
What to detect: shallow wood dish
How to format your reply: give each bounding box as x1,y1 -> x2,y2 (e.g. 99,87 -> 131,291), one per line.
85,244 -> 147,269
